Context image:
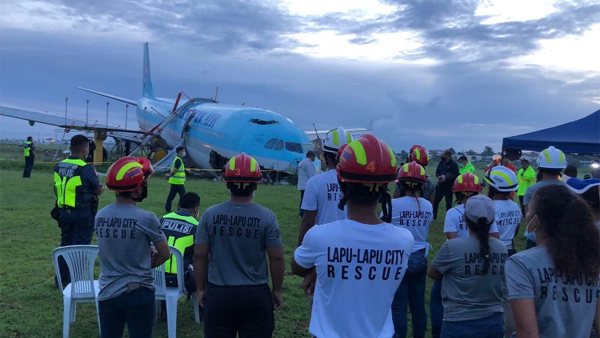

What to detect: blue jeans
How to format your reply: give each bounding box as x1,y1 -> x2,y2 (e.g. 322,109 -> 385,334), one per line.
430,280 -> 443,338
440,313 -> 504,338
98,287 -> 156,338
392,250 -> 428,338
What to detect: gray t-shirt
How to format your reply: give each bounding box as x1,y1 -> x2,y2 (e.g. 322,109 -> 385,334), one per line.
394,176 -> 435,199
523,179 -> 566,206
95,203 -> 166,301
506,246 -> 600,338
432,236 -> 508,322
195,201 -> 283,286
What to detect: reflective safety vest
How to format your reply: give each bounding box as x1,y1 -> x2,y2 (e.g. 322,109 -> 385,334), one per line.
54,158 -> 88,208
23,141 -> 32,157
517,166 -> 536,196
161,212 -> 198,274
169,156 -> 186,185
460,161 -> 475,174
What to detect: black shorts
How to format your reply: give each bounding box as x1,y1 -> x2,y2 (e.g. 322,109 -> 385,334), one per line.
204,283 -> 274,338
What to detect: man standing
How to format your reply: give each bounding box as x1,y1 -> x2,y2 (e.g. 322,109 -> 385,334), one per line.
297,150 -> 317,218
54,134 -> 103,286
516,159 -> 536,214
96,156 -> 171,338
23,136 -> 36,177
159,192 -> 201,320
194,153 -> 285,337
291,134 -> 414,338
458,155 -> 475,174
298,128 -> 352,245
523,146 -> 567,249
502,157 -> 517,173
165,146 -> 186,213
433,150 -> 460,220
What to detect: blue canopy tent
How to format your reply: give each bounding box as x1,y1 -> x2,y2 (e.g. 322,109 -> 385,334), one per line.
502,110 -> 600,155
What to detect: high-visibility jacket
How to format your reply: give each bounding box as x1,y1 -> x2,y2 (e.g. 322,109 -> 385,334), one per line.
160,212 -> 198,275
54,158 -> 88,208
517,166 -> 536,196
460,161 -> 475,174
169,156 -> 186,185
23,141 -> 32,157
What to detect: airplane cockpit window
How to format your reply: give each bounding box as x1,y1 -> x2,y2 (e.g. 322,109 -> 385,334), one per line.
285,142 -> 303,153
264,138 -> 278,149
273,140 -> 284,150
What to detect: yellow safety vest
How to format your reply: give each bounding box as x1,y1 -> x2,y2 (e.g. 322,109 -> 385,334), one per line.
23,141 -> 32,157
169,156 -> 186,185
460,162 -> 475,174
54,158 -> 88,208
161,212 -> 198,274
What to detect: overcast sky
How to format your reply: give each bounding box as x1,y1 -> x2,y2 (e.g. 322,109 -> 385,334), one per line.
1,0 -> 599,153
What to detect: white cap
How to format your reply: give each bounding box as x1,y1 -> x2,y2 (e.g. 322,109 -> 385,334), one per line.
465,195 -> 496,224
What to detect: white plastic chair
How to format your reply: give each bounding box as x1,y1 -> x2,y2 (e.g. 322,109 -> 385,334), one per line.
52,245 -> 101,338
153,245 -> 200,338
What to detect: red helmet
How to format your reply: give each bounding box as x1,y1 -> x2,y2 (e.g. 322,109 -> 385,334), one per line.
337,134 -> 397,184
106,156 -> 154,192
452,172 -> 482,193
224,153 -> 262,183
397,161 -> 427,184
408,145 -> 429,166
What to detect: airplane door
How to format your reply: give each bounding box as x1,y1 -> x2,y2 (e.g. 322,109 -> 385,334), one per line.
181,112 -> 196,139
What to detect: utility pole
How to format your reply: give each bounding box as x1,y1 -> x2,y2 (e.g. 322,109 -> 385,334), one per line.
125,104 -> 129,130
64,97 -> 68,126
86,99 -> 89,127
106,101 -> 110,127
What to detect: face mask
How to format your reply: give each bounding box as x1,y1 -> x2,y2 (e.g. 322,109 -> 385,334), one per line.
523,215 -> 539,242
182,152 -> 187,157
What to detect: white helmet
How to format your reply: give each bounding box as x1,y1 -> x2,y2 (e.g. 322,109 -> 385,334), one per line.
485,166 -> 518,192
536,146 -> 567,169
323,127 -> 353,154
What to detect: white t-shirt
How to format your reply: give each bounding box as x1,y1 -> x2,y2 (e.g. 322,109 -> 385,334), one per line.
493,200 -> 522,248
388,197 -> 432,252
294,219 -> 414,338
301,170 -> 347,225
444,204 -> 499,238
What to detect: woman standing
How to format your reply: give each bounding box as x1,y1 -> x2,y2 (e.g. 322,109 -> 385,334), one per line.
388,162 -> 433,338
507,184 -> 600,337
485,166 -> 522,256
428,195 -> 507,338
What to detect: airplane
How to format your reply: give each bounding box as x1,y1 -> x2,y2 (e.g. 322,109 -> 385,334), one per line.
0,43 -> 372,175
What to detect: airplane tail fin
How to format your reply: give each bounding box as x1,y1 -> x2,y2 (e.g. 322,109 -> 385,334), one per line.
367,119 -> 374,131
142,42 -> 155,98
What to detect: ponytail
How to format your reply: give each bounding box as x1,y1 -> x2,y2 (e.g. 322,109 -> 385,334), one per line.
466,217 -> 492,275
399,181 -> 423,213
534,185 -> 600,277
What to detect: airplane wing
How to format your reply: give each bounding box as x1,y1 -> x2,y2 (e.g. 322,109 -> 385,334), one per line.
0,105 -> 145,134
304,120 -> 374,138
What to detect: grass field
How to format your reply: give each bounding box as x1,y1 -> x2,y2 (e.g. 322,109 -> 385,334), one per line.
0,163 -> 530,338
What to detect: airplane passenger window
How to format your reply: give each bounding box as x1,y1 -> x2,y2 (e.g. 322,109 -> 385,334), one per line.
264,138 -> 278,149
285,142 -> 303,153
273,140 -> 284,150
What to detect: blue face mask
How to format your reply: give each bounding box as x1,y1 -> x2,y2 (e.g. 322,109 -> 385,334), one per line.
182,152 -> 186,157
523,215 -> 538,242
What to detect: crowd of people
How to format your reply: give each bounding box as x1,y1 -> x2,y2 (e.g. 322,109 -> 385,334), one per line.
49,131 -> 600,338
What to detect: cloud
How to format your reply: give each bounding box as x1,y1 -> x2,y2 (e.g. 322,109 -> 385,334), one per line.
0,0 -> 599,154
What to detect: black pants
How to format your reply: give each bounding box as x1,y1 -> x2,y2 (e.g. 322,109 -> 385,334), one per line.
518,195 -> 525,215
165,184 -> 186,212
204,283 -> 274,338
98,287 -> 156,338
23,156 -> 34,177
299,190 -> 305,217
57,208 -> 94,285
433,186 -> 453,220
